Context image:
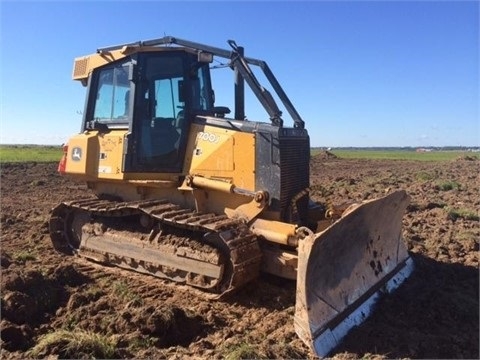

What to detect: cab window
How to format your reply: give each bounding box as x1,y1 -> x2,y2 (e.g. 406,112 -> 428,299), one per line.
92,65 -> 130,122
153,77 -> 183,118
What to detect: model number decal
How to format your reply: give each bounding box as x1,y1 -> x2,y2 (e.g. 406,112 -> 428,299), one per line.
197,132 -> 220,143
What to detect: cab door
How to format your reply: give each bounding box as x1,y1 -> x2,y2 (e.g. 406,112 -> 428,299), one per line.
124,52 -> 190,173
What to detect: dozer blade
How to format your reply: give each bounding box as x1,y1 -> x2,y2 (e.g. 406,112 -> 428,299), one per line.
294,190 -> 414,357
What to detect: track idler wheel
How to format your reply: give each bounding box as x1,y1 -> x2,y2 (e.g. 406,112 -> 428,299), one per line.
48,203 -> 86,255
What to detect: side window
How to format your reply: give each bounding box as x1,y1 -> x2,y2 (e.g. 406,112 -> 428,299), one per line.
93,65 -> 130,122
192,65 -> 213,111
153,77 -> 183,118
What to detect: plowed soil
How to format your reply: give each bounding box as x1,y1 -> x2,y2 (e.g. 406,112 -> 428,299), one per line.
1,155 -> 478,359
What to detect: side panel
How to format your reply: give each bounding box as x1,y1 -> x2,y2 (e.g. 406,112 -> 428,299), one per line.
64,130 -> 127,180
184,122 -> 256,190
64,132 -> 99,175
182,117 -> 310,224
96,132 -> 128,179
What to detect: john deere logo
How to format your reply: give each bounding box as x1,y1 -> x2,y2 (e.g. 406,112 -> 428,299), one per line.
71,147 -> 82,161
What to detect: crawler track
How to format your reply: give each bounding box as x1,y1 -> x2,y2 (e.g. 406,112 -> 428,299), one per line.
49,198 -> 262,296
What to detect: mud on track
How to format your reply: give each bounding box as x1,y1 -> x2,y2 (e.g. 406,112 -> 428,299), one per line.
1,157 -> 478,359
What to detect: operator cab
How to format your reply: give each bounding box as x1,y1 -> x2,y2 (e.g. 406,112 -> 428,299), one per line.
83,49 -> 216,173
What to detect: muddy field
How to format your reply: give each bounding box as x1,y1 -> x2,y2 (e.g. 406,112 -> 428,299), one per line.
1,155 -> 478,359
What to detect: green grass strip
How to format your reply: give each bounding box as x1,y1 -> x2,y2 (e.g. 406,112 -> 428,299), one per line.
0,145 -> 63,163
313,148 -> 479,162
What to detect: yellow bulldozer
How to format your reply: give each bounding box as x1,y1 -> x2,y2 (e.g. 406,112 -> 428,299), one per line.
49,36 -> 414,356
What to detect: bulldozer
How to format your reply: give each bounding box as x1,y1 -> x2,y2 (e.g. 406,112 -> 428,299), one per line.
49,36 -> 414,356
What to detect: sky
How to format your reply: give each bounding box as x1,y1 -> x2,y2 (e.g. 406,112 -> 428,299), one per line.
0,0 -> 478,147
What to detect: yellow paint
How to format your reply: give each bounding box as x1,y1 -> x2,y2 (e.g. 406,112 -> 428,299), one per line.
73,46 -> 199,83
96,132 -> 126,180
185,122 -> 255,190
64,131 -> 126,180
64,132 -> 99,175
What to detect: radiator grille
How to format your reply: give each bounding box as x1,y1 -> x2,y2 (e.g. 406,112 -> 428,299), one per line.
279,136 -> 310,222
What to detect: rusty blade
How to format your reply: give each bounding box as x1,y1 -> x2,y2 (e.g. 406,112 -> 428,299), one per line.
294,190 -> 414,357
